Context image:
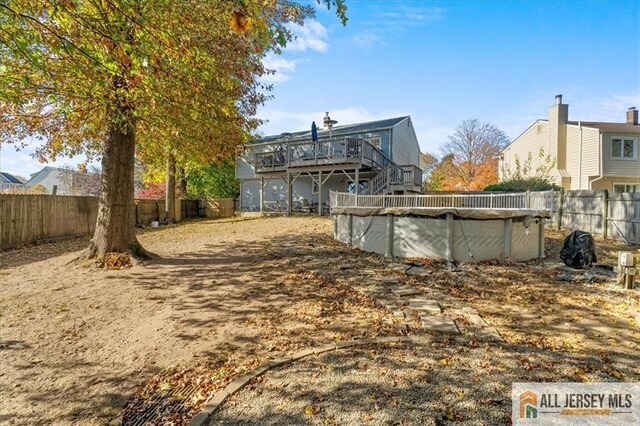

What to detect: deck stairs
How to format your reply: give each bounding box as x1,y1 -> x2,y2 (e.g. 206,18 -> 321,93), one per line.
363,164 -> 422,195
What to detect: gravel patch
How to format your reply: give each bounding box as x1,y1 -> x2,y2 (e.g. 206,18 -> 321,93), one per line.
210,334 -> 634,426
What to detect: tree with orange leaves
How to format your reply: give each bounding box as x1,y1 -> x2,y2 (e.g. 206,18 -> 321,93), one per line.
0,0 -> 347,259
426,119 -> 508,191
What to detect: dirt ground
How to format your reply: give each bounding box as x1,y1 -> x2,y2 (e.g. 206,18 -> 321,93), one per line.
1,217 -> 639,425
0,217 -> 394,425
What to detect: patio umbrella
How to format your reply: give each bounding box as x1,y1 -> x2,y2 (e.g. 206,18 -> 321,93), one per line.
311,121 -> 318,141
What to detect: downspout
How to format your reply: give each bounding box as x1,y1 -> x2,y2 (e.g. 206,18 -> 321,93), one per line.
589,132 -> 606,189
578,121 -> 583,190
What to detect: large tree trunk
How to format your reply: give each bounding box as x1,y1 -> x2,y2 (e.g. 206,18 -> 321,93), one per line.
178,167 -> 188,195
165,152 -> 176,223
83,109 -> 148,260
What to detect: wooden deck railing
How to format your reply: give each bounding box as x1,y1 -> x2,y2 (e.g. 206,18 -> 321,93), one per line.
253,137 -> 392,173
365,164 -> 424,195
330,190 -> 556,210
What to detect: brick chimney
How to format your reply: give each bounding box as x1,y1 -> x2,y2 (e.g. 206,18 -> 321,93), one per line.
627,107 -> 638,125
323,112 -> 331,129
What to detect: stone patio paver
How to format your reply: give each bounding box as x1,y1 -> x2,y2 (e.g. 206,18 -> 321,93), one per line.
420,316 -> 459,334
391,286 -> 422,297
405,266 -> 430,277
409,298 -> 441,315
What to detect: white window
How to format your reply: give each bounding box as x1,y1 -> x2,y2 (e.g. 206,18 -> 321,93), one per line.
613,183 -> 639,193
610,137 -> 637,160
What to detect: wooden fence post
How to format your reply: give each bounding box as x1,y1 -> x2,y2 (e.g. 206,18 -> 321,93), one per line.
602,189 -> 609,239
557,188 -> 564,230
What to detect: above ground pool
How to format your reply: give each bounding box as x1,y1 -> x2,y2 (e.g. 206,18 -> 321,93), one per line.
330,191 -> 553,262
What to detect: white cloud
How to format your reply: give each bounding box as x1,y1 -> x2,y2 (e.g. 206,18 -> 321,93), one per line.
572,91 -> 640,122
260,55 -> 300,84
286,20 -> 329,53
351,6 -> 446,49
260,20 -> 329,85
375,6 -> 446,25
412,119 -> 453,154
351,30 -> 385,49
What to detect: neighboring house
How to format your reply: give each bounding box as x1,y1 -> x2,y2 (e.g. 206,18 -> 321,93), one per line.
236,113 -> 422,213
26,166 -> 100,196
0,172 -> 24,191
500,95 -> 640,192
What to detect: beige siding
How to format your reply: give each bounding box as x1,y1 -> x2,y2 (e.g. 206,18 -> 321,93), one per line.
500,121 -> 562,185
581,127 -> 600,189
590,176 -> 640,191
565,125 -> 580,189
601,132 -> 640,177
564,125 -> 601,190
390,118 -> 420,166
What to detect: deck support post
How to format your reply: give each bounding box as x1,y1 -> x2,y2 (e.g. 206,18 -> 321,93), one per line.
504,218 -> 512,258
354,168 -> 360,194
385,214 -> 394,258
318,171 -> 323,216
259,177 -> 264,214
538,219 -> 545,259
347,214 -> 353,246
446,213 -> 454,262
286,172 -> 292,216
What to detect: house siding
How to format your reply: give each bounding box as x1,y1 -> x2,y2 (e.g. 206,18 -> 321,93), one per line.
564,125 -> 600,190
390,118 -> 420,166
500,121 -> 561,185
590,176 -> 640,191
26,168 -> 69,195
580,127 -> 600,190
236,150 -> 256,179
601,132 -> 640,177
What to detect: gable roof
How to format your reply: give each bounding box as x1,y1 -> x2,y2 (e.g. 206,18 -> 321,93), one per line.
0,172 -> 23,184
568,121 -> 640,134
250,116 -> 410,145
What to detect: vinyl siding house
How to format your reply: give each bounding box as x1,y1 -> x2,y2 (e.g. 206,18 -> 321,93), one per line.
499,95 -> 640,192
25,166 -> 100,196
236,114 -> 422,213
0,172 -> 24,191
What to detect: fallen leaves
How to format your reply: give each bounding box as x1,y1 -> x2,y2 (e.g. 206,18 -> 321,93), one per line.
96,252 -> 132,269
304,404 -> 321,416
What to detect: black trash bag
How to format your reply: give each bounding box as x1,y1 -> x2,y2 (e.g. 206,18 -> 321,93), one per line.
560,230 -> 597,268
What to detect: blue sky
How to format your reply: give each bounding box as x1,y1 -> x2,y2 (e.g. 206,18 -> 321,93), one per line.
2,0 -> 639,178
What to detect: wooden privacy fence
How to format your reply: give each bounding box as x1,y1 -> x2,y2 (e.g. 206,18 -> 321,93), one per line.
0,194 -> 99,250
0,195 -> 236,250
202,198 -> 235,218
549,190 -> 640,244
